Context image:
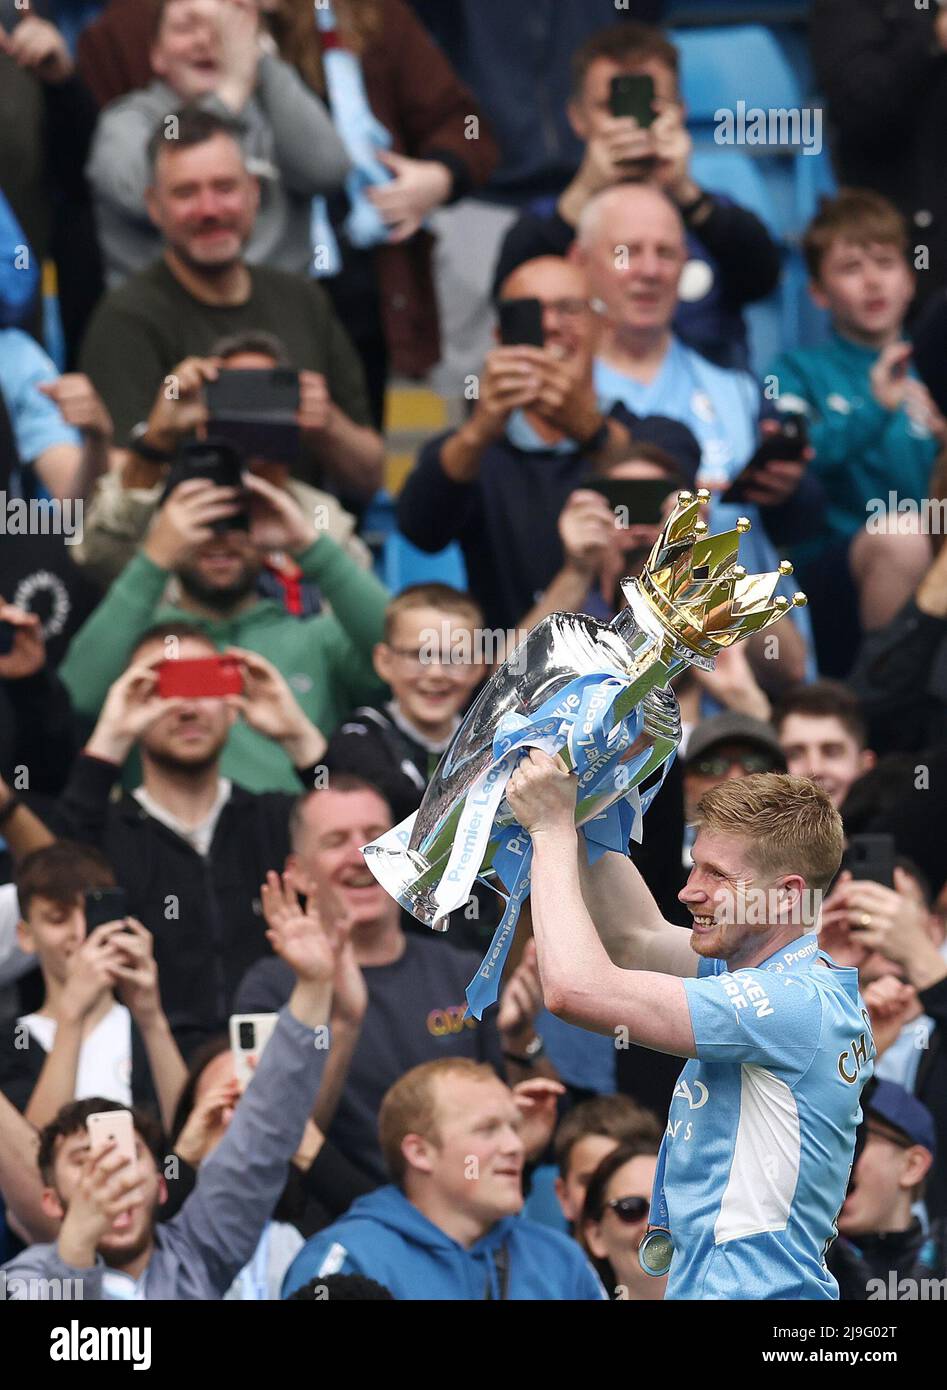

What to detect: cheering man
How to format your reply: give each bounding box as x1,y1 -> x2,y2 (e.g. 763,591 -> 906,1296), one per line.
505,761 -> 874,1299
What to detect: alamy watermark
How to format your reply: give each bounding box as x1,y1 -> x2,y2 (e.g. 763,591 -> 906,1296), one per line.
866,494 -> 947,534
714,102 -> 823,156
0,491 -> 82,546
418,622 -> 530,672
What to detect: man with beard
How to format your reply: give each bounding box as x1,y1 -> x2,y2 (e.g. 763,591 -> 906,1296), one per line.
0,869 -> 340,1299
49,625 -> 330,1058
79,104 -> 383,503
59,466 -> 388,793
85,0 -> 349,287
506,764 -> 874,1300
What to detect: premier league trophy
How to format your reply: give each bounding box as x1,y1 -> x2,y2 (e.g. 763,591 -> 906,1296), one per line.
363,489 -> 806,1017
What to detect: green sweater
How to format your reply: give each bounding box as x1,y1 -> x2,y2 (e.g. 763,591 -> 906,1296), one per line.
60,536 -> 389,792
768,331 -> 939,563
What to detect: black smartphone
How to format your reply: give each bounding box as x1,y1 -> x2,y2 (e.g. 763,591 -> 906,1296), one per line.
498,297 -> 545,348
160,438 -> 249,531
844,834 -> 896,893
84,887 -> 129,934
610,73 -> 656,127
719,413 -> 809,505
911,294 -> 947,417
0,620 -> 14,656
586,477 -> 675,526
205,368 -> 301,466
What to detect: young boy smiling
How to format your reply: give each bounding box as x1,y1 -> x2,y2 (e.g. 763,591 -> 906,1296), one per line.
324,584 -> 485,824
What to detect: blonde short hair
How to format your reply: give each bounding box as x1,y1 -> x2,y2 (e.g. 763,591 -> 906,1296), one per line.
383,584 -> 483,645
378,1058 -> 498,1187
692,772 -> 843,891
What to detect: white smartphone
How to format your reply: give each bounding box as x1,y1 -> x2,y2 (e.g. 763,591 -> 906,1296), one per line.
229,1013 -> 279,1090
86,1109 -> 137,1168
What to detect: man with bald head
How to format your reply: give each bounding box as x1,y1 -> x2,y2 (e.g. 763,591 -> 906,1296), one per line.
397,253 -> 700,631
570,183 -> 817,685
493,21 -> 780,369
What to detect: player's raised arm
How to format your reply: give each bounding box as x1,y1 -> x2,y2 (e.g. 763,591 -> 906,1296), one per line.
577,837 -> 699,979
508,751 -> 697,1058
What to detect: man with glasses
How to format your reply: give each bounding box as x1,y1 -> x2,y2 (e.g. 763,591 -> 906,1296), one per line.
397,253 -> 701,633
682,713 -> 786,825
827,1080 -> 946,1299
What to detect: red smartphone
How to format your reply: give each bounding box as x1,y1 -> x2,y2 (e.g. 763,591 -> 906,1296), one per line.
157,655 -> 243,699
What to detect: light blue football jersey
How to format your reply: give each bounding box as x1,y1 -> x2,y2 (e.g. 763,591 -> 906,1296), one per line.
659,932 -> 873,1300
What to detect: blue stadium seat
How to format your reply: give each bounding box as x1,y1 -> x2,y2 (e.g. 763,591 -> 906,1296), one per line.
671,25 -> 803,122
382,532 -> 468,595
522,1163 -> 569,1234
668,2 -> 810,21
689,148 -> 779,237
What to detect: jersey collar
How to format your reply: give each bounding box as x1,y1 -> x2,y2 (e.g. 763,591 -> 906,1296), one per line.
757,932 -> 820,974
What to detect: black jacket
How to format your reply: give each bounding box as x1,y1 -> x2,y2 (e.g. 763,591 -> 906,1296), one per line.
914,975 -> 947,1222
324,703 -> 436,826
811,0 -> 947,309
850,599 -> 947,755
46,754 -> 306,1059
0,1008 -> 157,1118
397,406 -> 701,633
828,1217 -> 947,1299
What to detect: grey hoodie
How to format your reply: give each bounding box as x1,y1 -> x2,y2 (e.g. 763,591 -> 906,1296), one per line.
87,52 -> 350,284
0,1006 -> 327,1300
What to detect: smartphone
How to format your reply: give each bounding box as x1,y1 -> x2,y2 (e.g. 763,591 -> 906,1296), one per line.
610,73 -> 656,127
205,368 -> 301,466
84,887 -> 129,934
844,833 -> 896,892
160,439 -> 250,532
0,620 -> 14,656
498,297 -> 545,348
229,1013 -> 279,1090
719,413 -> 809,504
86,1109 -> 137,1168
912,295 -> 947,416
586,478 -> 676,526
157,655 -> 244,700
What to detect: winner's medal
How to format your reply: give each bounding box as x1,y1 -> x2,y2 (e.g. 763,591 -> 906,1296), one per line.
639,1227 -> 674,1277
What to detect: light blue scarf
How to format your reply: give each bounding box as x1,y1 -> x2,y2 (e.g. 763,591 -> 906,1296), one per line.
309,1 -> 393,277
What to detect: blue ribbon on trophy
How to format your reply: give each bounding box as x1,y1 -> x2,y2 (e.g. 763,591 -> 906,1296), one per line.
461,673 -> 675,1020
362,490 -> 808,1028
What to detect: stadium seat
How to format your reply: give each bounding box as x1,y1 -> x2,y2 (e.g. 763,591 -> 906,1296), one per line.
381,531 -> 468,595
671,25 -> 803,122
689,148 -> 780,237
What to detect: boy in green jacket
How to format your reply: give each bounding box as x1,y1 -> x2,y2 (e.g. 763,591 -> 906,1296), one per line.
766,188 -> 947,671
61,472 -> 388,793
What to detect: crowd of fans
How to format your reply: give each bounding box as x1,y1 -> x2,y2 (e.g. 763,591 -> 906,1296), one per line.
1,0 -> 947,1303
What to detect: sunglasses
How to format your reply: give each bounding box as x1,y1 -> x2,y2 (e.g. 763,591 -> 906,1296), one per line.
606,1195 -> 650,1223
691,753 -> 777,778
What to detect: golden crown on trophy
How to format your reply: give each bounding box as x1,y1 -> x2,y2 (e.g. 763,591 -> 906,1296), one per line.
636,488 -> 807,658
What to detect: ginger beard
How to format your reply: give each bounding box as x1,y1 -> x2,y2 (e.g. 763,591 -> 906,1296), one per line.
687,881 -> 756,959
681,830 -> 785,962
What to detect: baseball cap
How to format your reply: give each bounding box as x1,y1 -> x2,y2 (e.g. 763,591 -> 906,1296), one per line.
684,713 -> 787,769
868,1080 -> 936,1156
